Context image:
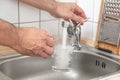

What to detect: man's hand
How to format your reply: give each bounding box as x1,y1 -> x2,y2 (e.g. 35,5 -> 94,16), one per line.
50,2 -> 87,25
15,27 -> 54,58
20,0 -> 87,24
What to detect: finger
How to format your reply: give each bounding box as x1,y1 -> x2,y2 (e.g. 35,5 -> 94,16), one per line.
75,6 -> 87,19
32,46 -> 49,58
33,41 -> 53,55
43,45 -> 54,55
46,37 -> 54,47
71,20 -> 77,26
31,46 -> 42,56
40,52 -> 49,58
35,50 -> 49,58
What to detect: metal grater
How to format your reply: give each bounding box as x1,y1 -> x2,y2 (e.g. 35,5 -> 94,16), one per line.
98,0 -> 120,46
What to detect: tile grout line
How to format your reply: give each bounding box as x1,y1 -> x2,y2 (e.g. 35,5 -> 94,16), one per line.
12,20 -> 98,25
39,10 -> 41,29
13,19 -> 59,24
40,19 -> 59,22
18,0 -> 20,28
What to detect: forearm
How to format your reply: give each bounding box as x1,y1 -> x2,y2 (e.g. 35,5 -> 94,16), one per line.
0,19 -> 19,48
20,0 -> 57,13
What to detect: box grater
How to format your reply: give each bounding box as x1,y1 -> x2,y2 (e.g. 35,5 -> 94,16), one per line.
98,0 -> 120,46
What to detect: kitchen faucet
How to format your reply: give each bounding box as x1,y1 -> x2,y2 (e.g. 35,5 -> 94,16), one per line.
62,20 -> 82,50
73,23 -> 82,50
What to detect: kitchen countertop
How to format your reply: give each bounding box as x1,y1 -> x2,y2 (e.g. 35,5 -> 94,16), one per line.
0,46 -> 16,56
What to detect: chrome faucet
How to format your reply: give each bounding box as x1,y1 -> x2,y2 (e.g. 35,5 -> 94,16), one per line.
62,20 -> 82,50
73,24 -> 82,50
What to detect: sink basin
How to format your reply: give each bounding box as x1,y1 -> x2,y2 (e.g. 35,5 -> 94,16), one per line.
0,48 -> 120,80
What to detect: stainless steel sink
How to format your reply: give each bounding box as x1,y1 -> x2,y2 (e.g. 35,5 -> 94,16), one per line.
0,47 -> 120,80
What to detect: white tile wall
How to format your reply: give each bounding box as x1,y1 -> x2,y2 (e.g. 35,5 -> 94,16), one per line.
81,22 -> 93,40
0,0 -> 102,42
94,0 -> 102,22
20,22 -> 39,28
0,0 -> 18,23
78,0 -> 94,21
41,10 -> 56,21
19,2 -> 40,23
41,20 -> 59,36
77,0 -> 101,41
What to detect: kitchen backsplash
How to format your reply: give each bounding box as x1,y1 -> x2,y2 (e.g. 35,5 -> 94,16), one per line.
0,0 -> 101,41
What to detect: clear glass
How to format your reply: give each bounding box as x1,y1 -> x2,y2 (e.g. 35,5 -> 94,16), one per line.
52,44 -> 73,72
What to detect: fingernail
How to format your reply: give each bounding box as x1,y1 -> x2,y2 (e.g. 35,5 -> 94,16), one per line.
82,19 -> 87,22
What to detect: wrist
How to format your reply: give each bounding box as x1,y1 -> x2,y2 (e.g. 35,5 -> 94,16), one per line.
45,0 -> 58,13
9,27 -> 20,50
11,28 -> 27,54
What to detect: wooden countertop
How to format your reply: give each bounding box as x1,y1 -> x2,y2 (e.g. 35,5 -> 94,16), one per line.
0,46 -> 16,56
